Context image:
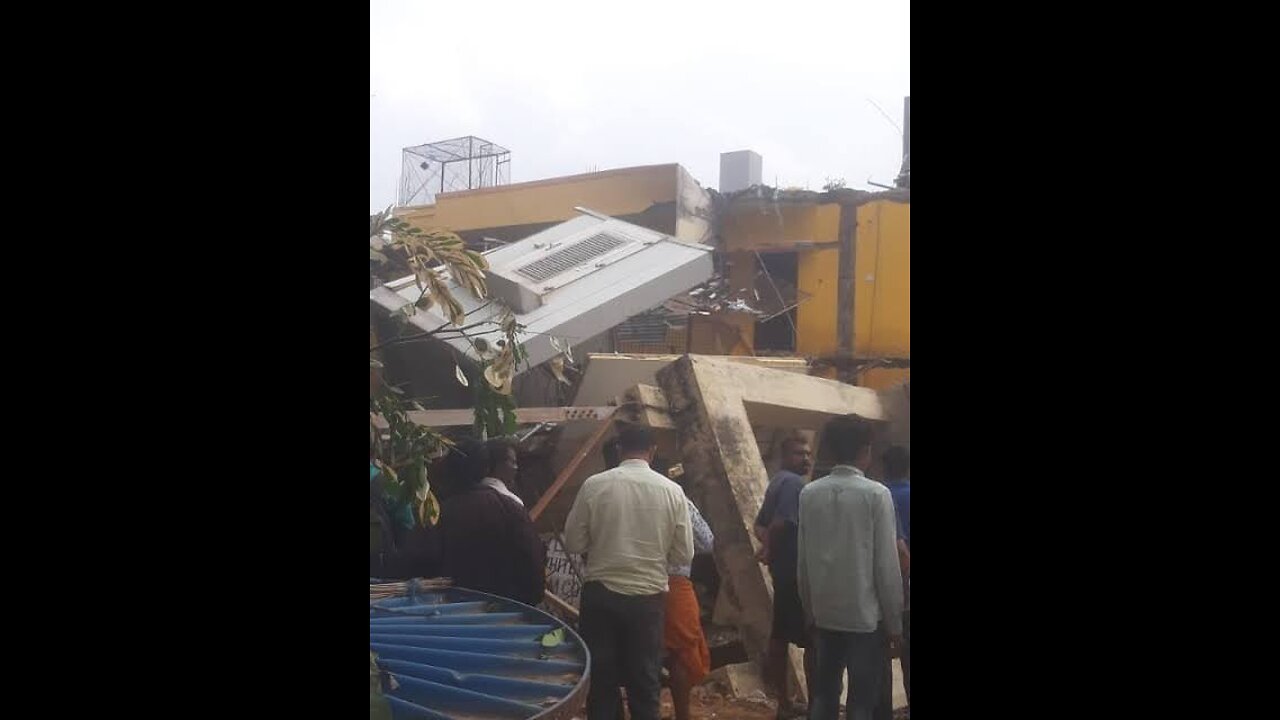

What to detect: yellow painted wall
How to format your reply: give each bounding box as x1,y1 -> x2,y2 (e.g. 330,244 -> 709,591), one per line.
858,368 -> 911,391
395,164 -> 680,233
853,201 -> 910,357
715,198 -> 910,368
722,203 -> 841,252
796,247 -> 840,357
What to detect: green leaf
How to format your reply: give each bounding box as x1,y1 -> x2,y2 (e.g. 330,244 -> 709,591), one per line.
380,463 -> 399,484
540,628 -> 565,648
370,248 -> 388,264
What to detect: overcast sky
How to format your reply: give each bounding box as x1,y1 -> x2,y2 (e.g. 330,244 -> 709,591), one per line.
370,0 -> 909,212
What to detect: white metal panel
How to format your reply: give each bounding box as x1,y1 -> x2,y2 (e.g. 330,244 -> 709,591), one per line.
370,211 -> 714,373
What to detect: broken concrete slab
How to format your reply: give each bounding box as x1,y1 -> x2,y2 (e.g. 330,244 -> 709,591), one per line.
571,354 -> 809,408
712,585 -> 742,627
879,380 -> 910,451
706,661 -> 766,700
536,353 -> 809,530
622,384 -> 676,430
655,355 -> 883,704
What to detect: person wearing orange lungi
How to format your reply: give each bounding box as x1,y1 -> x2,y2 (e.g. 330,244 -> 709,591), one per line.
665,497 -> 714,720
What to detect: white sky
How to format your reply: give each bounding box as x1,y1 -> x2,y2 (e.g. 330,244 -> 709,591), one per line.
370,0 -> 909,212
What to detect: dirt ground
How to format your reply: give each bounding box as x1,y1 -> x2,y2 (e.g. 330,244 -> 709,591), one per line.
571,686 -> 909,720
660,686 -> 780,719
661,689 -> 911,719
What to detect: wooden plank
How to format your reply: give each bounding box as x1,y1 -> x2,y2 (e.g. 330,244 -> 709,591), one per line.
528,416 -> 616,523
542,590 -> 580,624
371,406 -> 615,430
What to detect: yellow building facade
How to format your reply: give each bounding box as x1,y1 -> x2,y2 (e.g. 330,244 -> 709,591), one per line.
392,164 -> 908,389
707,191 -> 910,389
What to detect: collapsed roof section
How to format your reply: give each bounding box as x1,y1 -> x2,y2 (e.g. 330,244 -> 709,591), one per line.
370,210 -> 714,373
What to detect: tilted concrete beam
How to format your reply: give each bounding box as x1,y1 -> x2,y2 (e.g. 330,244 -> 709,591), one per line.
655,355 -> 884,704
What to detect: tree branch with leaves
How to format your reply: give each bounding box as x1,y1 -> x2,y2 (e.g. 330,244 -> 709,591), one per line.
369,208 -> 544,528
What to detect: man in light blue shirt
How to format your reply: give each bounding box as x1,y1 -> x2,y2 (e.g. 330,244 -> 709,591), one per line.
798,415 -> 903,720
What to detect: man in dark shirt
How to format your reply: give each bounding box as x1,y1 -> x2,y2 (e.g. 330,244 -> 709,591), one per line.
882,446 -> 910,714
438,438 -> 545,606
754,435 -> 815,720
882,446 -> 910,546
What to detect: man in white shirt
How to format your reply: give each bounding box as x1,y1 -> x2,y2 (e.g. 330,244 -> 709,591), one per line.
480,437 -> 524,507
565,424 -> 694,720
797,415 -> 903,720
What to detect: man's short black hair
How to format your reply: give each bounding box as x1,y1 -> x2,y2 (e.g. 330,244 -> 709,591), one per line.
616,424 -> 656,455
883,445 -> 910,479
780,435 -> 809,454
445,438 -> 489,487
485,436 -> 518,475
821,414 -> 875,465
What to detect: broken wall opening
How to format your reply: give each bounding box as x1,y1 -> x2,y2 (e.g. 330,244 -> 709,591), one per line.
752,252 -> 799,353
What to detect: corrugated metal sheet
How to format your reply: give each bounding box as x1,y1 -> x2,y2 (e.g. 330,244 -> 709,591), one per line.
371,586 -> 590,719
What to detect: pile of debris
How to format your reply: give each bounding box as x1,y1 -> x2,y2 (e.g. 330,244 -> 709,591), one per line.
369,208 -> 912,714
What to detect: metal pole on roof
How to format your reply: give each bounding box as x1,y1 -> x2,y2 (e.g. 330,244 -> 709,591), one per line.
903,96 -> 910,160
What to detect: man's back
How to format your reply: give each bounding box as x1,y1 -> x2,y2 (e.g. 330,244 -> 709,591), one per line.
798,466 -> 904,635
565,459 -> 693,596
440,485 -> 545,606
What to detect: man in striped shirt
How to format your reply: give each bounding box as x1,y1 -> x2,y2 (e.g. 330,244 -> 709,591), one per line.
664,492 -> 714,720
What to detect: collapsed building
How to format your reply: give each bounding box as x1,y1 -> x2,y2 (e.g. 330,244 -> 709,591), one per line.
369,141 -> 910,707
376,145 -> 910,397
